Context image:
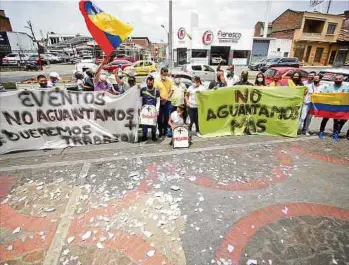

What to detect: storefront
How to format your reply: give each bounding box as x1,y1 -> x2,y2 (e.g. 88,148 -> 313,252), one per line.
173,27 -> 254,66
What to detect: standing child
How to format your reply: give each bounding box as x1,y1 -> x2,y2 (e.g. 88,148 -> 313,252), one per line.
140,75 -> 160,142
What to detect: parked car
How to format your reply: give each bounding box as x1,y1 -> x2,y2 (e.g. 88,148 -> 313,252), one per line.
43,54 -> 61,64
124,60 -> 157,76
102,60 -> 133,72
264,67 -> 308,85
211,56 -> 223,65
318,68 -> 349,87
2,53 -> 29,66
261,57 -> 299,72
27,54 -> 49,65
80,56 -> 95,63
248,57 -> 275,71
181,64 -> 216,82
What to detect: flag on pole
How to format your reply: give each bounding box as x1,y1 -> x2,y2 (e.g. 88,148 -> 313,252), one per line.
79,1 -> 133,55
309,93 -> 349,119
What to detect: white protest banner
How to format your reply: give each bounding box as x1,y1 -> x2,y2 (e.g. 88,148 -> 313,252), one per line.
139,105 -> 157,126
0,88 -> 139,154
173,126 -> 189,149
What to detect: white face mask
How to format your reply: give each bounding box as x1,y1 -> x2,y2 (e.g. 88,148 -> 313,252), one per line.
100,74 -> 107,82
161,76 -> 167,81
174,78 -> 180,84
257,77 -> 263,83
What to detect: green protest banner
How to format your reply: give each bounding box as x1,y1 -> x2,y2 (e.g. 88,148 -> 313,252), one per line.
196,86 -> 305,137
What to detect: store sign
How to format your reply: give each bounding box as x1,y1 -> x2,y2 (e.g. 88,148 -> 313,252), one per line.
217,31 -> 242,44
202,30 -> 214,45
177,27 -> 186,40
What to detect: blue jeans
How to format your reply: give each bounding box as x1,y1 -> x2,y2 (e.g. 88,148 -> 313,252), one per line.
158,101 -> 172,136
142,126 -> 156,139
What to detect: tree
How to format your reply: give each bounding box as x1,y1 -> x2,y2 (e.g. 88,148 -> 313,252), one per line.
25,20 -> 43,70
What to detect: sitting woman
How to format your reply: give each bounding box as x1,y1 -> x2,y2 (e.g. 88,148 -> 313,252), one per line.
168,105 -> 186,145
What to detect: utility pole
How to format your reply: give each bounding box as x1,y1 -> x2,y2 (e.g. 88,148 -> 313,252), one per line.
263,0 -> 272,38
326,0 -> 332,13
25,20 -> 43,70
169,0 -> 173,68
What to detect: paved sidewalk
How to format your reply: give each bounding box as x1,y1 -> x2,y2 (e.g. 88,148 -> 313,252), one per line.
0,134 -> 348,265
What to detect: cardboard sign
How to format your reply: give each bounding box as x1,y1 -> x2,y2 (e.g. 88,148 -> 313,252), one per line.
173,126 -> 189,148
140,105 -> 157,126
0,88 -> 140,154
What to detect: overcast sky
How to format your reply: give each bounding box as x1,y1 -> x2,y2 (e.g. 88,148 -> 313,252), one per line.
1,0 -> 348,42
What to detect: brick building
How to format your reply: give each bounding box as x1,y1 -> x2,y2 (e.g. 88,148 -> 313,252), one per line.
254,22 -> 273,37
255,9 -> 345,66
0,10 -> 12,32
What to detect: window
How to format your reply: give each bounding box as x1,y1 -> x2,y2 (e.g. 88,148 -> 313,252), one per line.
285,70 -> 295,77
144,61 -> 153,66
280,58 -> 297,63
314,48 -> 324,63
192,49 -> 207,58
7,54 -> 17,57
191,65 -> 202,71
233,50 -> 249,58
283,52 -> 289,57
326,23 -> 337,35
133,62 -> 142,67
264,69 -> 277,77
203,65 -> 214,72
277,48 -> 281,52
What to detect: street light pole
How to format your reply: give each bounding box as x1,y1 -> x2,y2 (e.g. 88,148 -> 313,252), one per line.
169,0 -> 173,68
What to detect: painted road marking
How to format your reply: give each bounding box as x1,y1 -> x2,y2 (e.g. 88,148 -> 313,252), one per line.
42,162 -> 90,265
1,137 -> 318,172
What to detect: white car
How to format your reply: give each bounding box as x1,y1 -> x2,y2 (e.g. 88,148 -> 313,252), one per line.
73,62 -> 98,75
211,56 -> 223,64
43,54 -> 60,64
2,53 -> 29,66
80,56 -> 95,63
181,64 -> 216,82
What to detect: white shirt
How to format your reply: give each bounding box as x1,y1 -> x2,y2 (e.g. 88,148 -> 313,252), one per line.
304,82 -> 324,103
170,111 -> 184,126
187,84 -> 205,108
77,79 -> 84,91
226,74 -> 240,87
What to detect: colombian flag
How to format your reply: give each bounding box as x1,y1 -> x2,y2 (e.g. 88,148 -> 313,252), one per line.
309,93 -> 349,119
79,1 -> 133,55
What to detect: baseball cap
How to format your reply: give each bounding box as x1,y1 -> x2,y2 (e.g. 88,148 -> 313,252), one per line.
49,72 -> 61,80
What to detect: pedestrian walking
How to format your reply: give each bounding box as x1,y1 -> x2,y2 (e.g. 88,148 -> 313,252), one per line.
186,76 -> 205,136
155,67 -> 174,137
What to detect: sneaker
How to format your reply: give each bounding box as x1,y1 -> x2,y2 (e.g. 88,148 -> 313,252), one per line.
332,133 -> 339,142
196,132 -> 202,137
305,131 -> 310,136
318,132 -> 325,139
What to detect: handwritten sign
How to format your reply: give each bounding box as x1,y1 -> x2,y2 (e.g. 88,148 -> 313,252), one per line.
0,88 -> 140,154
173,126 -> 189,149
140,105 -> 157,126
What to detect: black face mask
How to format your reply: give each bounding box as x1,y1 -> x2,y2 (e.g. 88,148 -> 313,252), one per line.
334,81 -> 342,86
314,80 -> 320,85
147,84 -> 154,90
293,77 -> 300,82
39,83 -> 47,88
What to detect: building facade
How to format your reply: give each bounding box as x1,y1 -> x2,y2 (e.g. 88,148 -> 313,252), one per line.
250,38 -> 292,64
173,27 -> 254,66
269,9 -> 344,66
0,10 -> 12,32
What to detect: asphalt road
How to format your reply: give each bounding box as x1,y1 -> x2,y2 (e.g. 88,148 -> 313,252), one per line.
0,64 -> 331,84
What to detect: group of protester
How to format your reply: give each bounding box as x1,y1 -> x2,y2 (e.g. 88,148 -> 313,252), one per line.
36,58 -> 349,142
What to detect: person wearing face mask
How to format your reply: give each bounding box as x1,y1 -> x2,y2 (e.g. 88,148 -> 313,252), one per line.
170,75 -> 187,112
140,75 -> 160,142
47,72 -> 61,88
318,74 -> 348,141
300,74 -> 324,135
234,71 -> 253,86
154,67 -> 174,137
254,73 -> 266,86
185,76 -> 206,136
83,69 -> 95,91
217,62 -> 239,87
209,70 -> 227,89
93,56 -> 114,93
37,74 -> 48,88
288,72 -> 303,87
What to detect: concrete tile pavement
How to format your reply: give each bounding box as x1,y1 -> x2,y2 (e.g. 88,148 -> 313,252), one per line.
0,134 -> 348,265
